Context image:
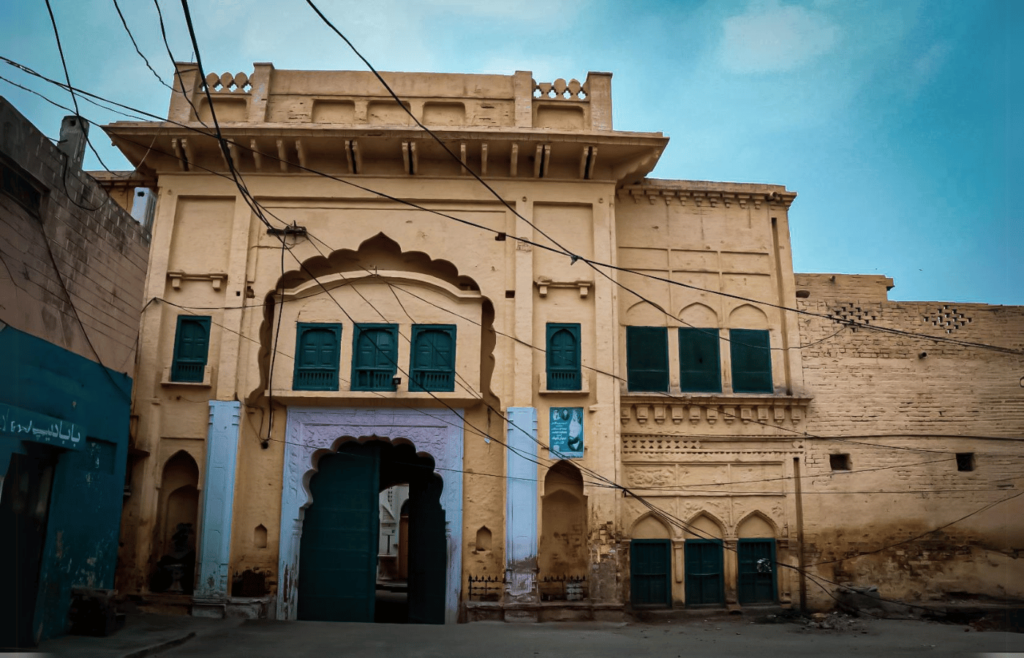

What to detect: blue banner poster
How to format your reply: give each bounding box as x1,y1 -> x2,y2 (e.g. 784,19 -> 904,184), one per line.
549,407 -> 584,459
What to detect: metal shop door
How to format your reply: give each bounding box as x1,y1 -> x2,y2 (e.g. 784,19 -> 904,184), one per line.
684,539 -> 724,606
297,443 -> 380,622
630,539 -> 672,608
738,539 -> 777,604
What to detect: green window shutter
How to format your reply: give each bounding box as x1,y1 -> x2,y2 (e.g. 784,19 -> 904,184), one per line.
730,329 -> 773,393
352,324 -> 398,391
678,328 -> 722,393
626,327 -> 669,392
410,325 -> 456,392
171,315 -> 210,382
546,323 -> 581,390
684,539 -> 725,605
293,323 -> 341,391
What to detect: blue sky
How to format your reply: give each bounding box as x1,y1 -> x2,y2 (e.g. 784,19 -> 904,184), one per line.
1,0 -> 1020,304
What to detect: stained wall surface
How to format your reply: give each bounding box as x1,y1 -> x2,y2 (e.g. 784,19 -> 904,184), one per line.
105,65 -> 1023,622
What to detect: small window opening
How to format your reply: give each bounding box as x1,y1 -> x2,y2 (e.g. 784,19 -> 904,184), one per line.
505,290 -> 515,299
955,453 -> 975,472
475,526 -> 492,552
254,524 -> 268,548
829,454 -> 851,471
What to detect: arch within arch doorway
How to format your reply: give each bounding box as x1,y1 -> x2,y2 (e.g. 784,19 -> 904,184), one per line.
278,407 -> 464,624
296,441 -> 445,624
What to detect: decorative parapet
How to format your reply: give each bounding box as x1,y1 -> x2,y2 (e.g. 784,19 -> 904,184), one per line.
620,395 -> 811,428
618,182 -> 797,210
533,78 -> 588,101
204,71 -> 252,93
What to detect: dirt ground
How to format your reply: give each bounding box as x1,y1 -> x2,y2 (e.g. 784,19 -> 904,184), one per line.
148,615 -> 1024,658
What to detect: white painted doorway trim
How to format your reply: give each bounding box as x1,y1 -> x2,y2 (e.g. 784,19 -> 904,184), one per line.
276,407 -> 464,624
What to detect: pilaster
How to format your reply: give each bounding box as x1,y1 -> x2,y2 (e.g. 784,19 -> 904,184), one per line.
505,407 -> 538,605
193,400 -> 241,616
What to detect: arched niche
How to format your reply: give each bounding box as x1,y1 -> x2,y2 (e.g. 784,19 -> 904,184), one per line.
630,513 -> 672,540
683,513 -> 725,540
678,302 -> 718,328
475,526 -> 492,552
158,451 -> 199,557
728,304 -> 769,330
624,301 -> 669,327
736,511 -> 777,539
540,461 -> 587,576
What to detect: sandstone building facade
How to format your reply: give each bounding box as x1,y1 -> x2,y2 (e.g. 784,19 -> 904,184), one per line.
107,65 -> 1023,623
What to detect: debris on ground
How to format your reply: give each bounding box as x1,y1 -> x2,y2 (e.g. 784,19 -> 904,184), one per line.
803,612 -> 866,633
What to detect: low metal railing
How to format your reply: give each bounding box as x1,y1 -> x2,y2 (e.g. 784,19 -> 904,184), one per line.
467,574 -> 504,602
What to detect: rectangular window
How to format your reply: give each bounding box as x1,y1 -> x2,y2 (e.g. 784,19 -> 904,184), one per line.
729,329 -> 773,393
410,325 -> 456,392
352,324 -> 398,391
956,453 -> 975,472
546,323 -> 581,390
829,454 -> 851,471
678,328 -> 722,393
626,327 -> 669,392
293,323 -> 341,391
171,315 -> 211,382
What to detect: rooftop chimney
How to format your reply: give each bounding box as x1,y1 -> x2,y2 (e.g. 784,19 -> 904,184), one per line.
58,115 -> 89,171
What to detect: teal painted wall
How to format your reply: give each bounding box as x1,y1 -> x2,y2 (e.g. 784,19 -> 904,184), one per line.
0,324 -> 131,641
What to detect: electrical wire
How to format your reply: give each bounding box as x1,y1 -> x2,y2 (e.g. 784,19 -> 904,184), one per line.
112,0 -> 176,91
300,0 -> 1024,358
2,55 -> 1020,357
12,14 -> 1021,611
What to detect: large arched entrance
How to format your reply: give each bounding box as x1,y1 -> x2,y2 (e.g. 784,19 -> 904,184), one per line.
278,407 -> 464,623
296,441 -> 445,623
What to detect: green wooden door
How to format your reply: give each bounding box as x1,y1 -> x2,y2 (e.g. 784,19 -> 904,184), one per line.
685,540 -> 724,605
406,475 -> 446,624
297,443 -> 379,622
738,539 -> 777,604
630,539 -> 672,608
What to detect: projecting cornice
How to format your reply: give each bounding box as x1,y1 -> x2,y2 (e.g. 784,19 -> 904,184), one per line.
103,122 -> 667,184
618,181 -> 797,210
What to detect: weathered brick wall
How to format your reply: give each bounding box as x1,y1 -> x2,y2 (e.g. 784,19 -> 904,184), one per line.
0,98 -> 150,371
794,273 -> 1024,608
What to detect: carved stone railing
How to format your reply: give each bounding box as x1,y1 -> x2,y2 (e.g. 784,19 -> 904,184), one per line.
533,78 -> 588,101
204,71 -> 252,93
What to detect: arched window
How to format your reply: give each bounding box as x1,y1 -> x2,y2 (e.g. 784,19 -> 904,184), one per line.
352,324 -> 398,391
293,323 -> 341,390
410,325 -> 456,392
546,324 -> 581,390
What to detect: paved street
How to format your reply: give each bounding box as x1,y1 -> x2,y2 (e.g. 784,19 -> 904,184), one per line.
40,614 -> 1024,658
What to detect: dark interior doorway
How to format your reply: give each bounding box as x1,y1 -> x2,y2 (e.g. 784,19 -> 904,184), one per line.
297,440 -> 446,624
0,447 -> 56,649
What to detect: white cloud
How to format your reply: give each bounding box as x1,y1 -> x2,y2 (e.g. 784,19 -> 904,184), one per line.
719,0 -> 839,74
908,40 -> 951,91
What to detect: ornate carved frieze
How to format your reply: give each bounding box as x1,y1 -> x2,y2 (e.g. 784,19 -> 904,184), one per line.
621,395 -> 811,430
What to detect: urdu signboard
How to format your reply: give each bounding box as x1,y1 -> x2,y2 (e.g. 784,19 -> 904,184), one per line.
0,402 -> 86,450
